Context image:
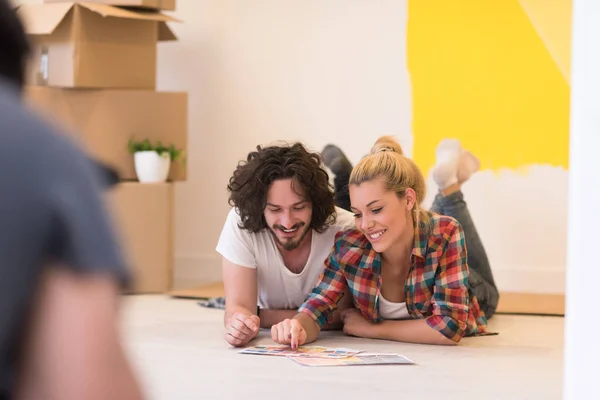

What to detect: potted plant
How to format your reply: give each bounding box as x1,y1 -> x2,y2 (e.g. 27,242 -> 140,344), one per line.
127,138 -> 185,183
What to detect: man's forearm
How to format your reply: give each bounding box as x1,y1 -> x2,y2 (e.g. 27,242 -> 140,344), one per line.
224,305 -> 255,326
259,309 -> 298,328
259,308 -> 344,330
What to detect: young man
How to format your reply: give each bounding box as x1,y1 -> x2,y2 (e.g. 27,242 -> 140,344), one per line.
216,143 -> 355,347
0,2 -> 143,398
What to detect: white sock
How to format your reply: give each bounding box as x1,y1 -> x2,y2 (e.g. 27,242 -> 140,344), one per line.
457,150 -> 480,183
432,139 -> 462,190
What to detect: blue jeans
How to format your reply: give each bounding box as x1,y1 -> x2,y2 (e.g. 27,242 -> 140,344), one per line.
430,192 -> 499,319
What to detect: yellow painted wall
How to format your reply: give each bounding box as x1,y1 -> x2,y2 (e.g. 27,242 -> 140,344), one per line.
519,0 -> 572,82
407,0 -> 571,174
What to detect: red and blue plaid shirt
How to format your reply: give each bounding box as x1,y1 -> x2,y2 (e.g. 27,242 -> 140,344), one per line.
298,212 -> 490,343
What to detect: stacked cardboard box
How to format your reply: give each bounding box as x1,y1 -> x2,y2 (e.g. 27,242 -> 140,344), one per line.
18,1 -> 186,294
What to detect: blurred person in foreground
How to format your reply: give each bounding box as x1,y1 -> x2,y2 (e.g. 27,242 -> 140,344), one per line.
0,1 -> 143,399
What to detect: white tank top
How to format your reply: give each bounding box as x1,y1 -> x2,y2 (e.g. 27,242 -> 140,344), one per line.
378,293 -> 411,320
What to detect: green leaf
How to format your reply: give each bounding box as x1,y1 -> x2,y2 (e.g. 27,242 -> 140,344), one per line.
126,137 -> 186,164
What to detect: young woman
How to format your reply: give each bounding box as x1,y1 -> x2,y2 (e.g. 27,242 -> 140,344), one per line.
272,136 -> 496,347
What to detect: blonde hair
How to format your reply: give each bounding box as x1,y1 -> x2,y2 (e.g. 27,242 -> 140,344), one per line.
349,136 -> 429,227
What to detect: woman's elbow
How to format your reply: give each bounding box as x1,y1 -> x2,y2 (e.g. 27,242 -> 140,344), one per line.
435,324 -> 466,346
436,334 -> 459,346
426,315 -> 466,345
439,324 -> 467,345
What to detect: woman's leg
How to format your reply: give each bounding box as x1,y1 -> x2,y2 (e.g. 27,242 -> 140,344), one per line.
321,144 -> 353,212
436,186 -> 499,319
431,140 -> 499,319
430,193 -> 444,215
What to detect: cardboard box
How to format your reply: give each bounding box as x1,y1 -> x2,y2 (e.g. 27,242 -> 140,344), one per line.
43,0 -> 176,11
17,2 -> 179,89
106,182 -> 174,293
25,86 -> 188,181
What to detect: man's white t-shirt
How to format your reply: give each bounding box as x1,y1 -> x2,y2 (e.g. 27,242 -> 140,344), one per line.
216,207 -> 355,309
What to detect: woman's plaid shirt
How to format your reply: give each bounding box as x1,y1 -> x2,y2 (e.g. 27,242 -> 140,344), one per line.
298,213 -> 490,342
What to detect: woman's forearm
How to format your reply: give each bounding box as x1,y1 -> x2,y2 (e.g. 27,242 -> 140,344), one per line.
371,319 -> 458,346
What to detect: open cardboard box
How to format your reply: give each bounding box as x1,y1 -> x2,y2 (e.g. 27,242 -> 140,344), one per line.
43,0 -> 176,11
17,2 -> 180,89
25,86 -> 188,181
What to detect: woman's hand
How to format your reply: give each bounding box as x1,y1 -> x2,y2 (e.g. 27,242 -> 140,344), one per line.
341,308 -> 376,338
271,318 -> 307,349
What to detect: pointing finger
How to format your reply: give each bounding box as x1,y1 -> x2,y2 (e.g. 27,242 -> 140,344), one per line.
290,322 -> 301,350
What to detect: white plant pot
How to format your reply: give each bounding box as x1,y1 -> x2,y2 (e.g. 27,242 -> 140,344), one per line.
134,151 -> 171,183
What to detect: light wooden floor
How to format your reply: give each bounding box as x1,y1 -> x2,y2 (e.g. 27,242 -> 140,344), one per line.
121,295 -> 565,400
169,282 -> 567,315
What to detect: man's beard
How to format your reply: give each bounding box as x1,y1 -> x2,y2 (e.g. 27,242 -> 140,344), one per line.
269,222 -> 310,251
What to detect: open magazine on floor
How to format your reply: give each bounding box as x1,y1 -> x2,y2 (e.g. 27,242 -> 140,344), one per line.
239,345 -> 415,366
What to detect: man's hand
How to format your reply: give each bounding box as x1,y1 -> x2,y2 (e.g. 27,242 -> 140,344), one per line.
224,312 -> 260,347
341,308 -> 375,338
271,318 -> 307,349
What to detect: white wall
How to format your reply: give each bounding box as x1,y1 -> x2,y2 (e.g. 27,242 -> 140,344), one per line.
156,0 -> 412,288
13,0 -> 568,294
563,0 -> 600,397
423,166 -> 568,294
161,1 -> 568,294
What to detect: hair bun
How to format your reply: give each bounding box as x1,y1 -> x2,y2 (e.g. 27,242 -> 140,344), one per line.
370,136 -> 404,155
375,146 -> 396,154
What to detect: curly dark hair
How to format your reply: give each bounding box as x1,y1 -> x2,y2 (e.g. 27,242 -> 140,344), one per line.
228,142 -> 336,233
